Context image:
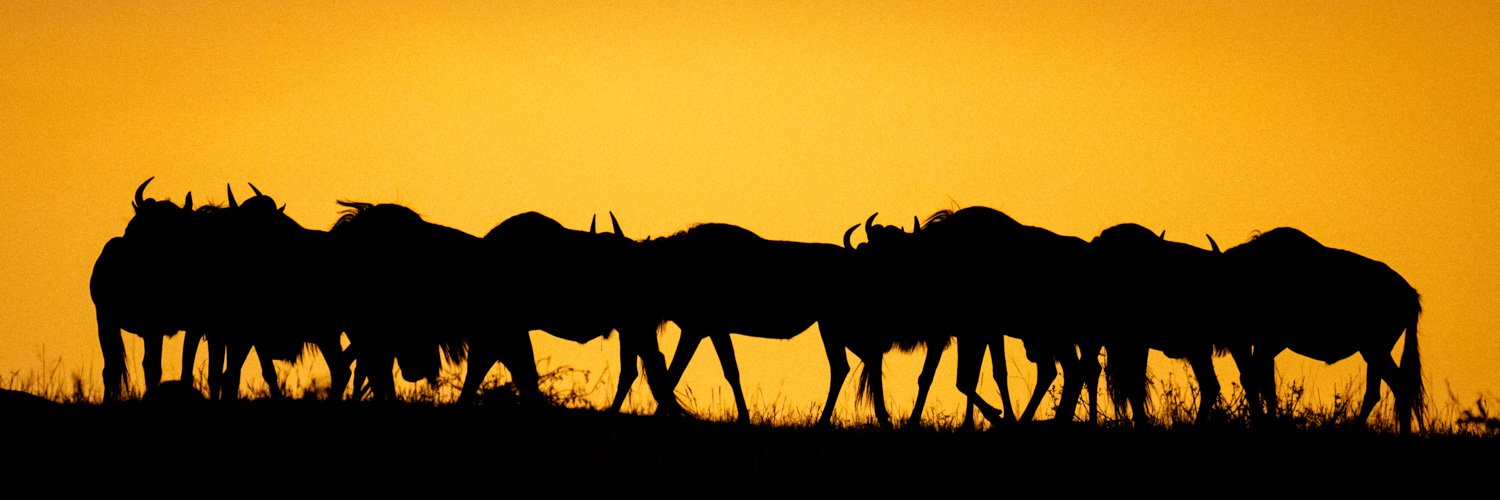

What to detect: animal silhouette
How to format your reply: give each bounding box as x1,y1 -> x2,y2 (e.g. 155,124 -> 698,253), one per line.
182,184 -> 350,400
1090,223 -> 1233,425
92,178 -> 206,399
642,222 -> 855,424
329,201 -> 539,403
811,213 -> 950,428
461,212 -> 681,414
849,207 -> 1103,427
1222,228 -> 1425,433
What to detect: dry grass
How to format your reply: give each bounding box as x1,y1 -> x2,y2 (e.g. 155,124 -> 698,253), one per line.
4,353 -> 1498,439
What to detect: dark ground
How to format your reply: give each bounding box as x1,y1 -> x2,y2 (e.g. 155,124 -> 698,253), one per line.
4,395 -> 1495,496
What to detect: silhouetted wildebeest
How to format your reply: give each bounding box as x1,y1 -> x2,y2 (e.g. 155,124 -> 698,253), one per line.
849,207 -> 1103,427
1090,223 -> 1235,425
461,212 -> 681,414
643,221 -> 855,424
1222,228 -> 1425,433
329,201 -> 539,403
815,213 -> 952,428
92,178 -> 205,400
180,184 -> 349,400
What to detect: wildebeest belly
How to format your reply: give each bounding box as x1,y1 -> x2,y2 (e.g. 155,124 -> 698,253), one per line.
674,314 -> 818,340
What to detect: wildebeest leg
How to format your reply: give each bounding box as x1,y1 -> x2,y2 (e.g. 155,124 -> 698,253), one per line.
1227,344 -> 1259,421
142,333 -> 164,395
349,360 -> 367,401
223,340 -> 252,400
318,336 -> 349,401
1018,344 -> 1057,422
624,325 -> 681,416
904,341 -> 944,430
1108,342 -> 1151,426
865,351 -> 893,429
815,332 -> 849,427
956,336 -> 1004,427
1076,341 -> 1103,425
1188,350 -> 1220,424
1055,349 -> 1085,423
259,352 -> 283,399
1255,347 -> 1283,419
609,332 -> 641,413
665,329 -> 705,390
612,326 -> 675,414
207,335 -> 225,400
708,332 -> 751,424
96,311 -> 126,400
498,332 -> 543,406
990,336 -> 1016,423
1357,350 -> 1398,426
458,335 -> 497,405
366,352 -> 397,401
180,330 -> 202,387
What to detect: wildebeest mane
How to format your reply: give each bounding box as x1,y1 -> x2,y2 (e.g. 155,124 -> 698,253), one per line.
332,200 -> 426,230
1244,227 -> 1324,249
668,222 -> 763,241
924,206 -> 1021,229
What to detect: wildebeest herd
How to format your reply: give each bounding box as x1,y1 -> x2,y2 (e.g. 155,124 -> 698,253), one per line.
91,179 -> 1427,434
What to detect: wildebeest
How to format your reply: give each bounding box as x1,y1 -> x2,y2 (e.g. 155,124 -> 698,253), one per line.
460,212 -> 681,414
1090,223 -> 1234,425
814,214 -> 953,429
847,207 -> 1103,427
329,201 -> 539,403
1222,228 -> 1425,433
92,178 -> 204,400
182,184 -> 350,400
643,221 -> 855,424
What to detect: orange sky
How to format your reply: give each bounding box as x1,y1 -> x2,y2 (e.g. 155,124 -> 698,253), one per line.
2,1 -> 1497,421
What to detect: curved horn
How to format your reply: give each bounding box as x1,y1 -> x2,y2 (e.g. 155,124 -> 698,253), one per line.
134,177 -> 154,207
183,192 -> 193,210
912,215 -> 921,234
1207,234 -> 1221,254
1159,230 -> 1166,240
590,215 -> 597,234
843,224 -> 859,250
248,183 -> 262,197
864,212 -> 879,236
609,211 -> 624,238
226,184 -> 238,208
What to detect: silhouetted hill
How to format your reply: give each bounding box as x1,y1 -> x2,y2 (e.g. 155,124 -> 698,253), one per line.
4,398 -> 1494,496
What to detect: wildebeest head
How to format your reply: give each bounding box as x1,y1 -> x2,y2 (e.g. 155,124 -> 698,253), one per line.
123,177 -> 197,240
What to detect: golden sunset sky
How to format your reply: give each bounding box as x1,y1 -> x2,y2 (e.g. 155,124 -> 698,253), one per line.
3,1 -> 1496,421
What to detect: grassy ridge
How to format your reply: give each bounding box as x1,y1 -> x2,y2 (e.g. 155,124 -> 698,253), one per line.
4,361 -> 1499,496
4,397 -> 1496,495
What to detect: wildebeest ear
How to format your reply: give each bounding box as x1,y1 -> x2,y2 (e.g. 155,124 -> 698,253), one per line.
1159,230 -> 1166,240
183,192 -> 193,210
590,215 -> 597,234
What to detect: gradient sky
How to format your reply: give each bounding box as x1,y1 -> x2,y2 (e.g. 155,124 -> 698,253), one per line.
3,1 -> 1497,421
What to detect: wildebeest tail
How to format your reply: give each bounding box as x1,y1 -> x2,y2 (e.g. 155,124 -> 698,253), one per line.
1103,345 -> 1149,420
855,359 -> 878,406
1403,295 -> 1426,431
